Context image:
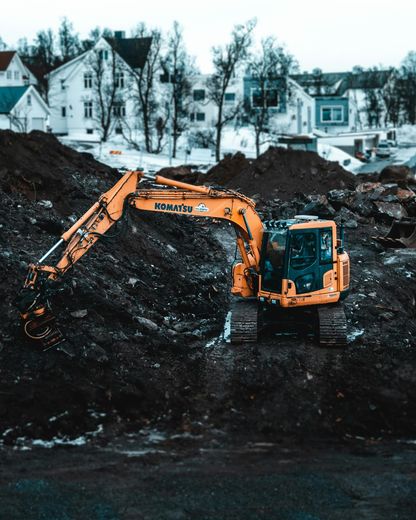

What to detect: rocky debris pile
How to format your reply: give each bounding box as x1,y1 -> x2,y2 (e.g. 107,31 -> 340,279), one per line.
0,130 -> 228,442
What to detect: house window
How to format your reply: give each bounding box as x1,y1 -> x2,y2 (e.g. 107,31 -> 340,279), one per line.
115,72 -> 124,88
99,49 -> 109,61
251,88 -> 279,108
6,70 -> 12,80
86,129 -> 93,134
190,113 -> 195,122
61,107 -> 66,117
115,127 -> 123,135
196,112 -> 205,122
84,72 -> 93,89
193,89 -> 205,101
225,92 -> 236,103
27,95 -> 32,106
60,79 -> 65,90
14,71 -> 19,80
113,102 -> 126,117
84,101 -> 93,118
321,106 -> 343,123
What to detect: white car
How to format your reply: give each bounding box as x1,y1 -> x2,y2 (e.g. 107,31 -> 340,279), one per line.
375,141 -> 391,158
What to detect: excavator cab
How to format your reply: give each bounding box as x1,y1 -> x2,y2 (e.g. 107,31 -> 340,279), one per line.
258,217 -> 346,306
230,216 -> 349,347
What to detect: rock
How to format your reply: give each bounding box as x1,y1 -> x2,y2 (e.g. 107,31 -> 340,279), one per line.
70,309 -> 88,318
374,202 -> 408,220
396,187 -> 416,201
349,193 -> 375,218
302,195 -> 336,218
334,207 -> 359,229
83,343 -> 109,363
134,316 -> 159,332
327,189 -> 354,209
37,200 -> 53,209
356,181 -> 383,194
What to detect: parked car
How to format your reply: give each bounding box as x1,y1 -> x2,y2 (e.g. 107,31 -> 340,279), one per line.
376,141 -> 391,158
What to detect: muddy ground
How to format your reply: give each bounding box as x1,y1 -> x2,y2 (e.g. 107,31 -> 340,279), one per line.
1,132 -> 416,518
1,434 -> 416,519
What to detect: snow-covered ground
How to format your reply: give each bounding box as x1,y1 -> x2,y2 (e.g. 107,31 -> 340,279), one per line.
317,143 -> 362,173
60,128 -> 362,174
397,125 -> 416,147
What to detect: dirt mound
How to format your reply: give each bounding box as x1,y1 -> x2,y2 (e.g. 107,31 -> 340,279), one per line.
0,130 -> 228,442
203,147 -> 356,200
0,130 -> 117,213
158,147 -> 355,202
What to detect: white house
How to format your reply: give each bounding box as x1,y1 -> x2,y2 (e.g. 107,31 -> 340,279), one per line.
188,74 -> 314,137
188,74 -> 244,129
0,51 -> 37,87
48,34 -> 152,139
0,85 -> 49,131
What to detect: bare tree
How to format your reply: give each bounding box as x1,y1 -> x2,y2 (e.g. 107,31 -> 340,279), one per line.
398,51 -> 416,124
208,19 -> 256,161
0,37 -> 7,51
245,37 -> 296,157
381,69 -> 401,126
130,23 -> 165,153
58,18 -> 81,63
360,68 -> 385,128
163,21 -> 196,157
85,45 -> 126,142
81,27 -> 113,52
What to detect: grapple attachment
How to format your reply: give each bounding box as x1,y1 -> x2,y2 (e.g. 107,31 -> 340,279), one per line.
373,218 -> 416,248
16,285 -> 64,350
22,307 -> 64,350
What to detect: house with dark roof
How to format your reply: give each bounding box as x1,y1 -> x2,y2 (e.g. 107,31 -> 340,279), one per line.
291,69 -> 394,133
0,85 -> 49,132
0,51 -> 38,87
47,32 -> 152,138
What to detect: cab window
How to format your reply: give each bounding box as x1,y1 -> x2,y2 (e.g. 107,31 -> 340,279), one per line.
319,229 -> 332,264
289,232 -> 317,270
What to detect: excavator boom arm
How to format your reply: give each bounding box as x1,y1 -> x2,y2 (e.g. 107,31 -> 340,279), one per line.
18,170 -> 264,348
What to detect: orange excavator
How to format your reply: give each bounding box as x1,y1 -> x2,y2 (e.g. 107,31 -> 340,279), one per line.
17,170 -> 350,349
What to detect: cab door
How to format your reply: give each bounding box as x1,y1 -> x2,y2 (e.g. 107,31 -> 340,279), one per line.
287,228 -> 333,294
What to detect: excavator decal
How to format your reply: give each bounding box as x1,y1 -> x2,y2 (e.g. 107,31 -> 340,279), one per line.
154,202 -> 193,213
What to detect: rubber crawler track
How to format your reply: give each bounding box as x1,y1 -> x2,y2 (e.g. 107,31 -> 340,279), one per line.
230,299 -> 258,344
318,304 -> 347,347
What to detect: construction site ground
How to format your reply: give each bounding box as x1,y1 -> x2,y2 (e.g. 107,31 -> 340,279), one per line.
1,131 -> 416,518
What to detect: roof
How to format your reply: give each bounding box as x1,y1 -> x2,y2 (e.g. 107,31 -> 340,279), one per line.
0,51 -> 16,71
292,70 -> 392,96
104,37 -> 152,69
0,86 -> 29,113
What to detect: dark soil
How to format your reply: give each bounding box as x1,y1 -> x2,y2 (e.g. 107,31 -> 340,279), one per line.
0,131 -> 228,442
162,147 -> 357,200
0,131 -> 416,448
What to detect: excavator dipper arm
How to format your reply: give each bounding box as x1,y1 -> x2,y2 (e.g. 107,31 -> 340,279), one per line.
17,171 -> 264,348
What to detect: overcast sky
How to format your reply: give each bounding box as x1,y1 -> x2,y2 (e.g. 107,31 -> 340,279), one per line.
1,0 -> 415,73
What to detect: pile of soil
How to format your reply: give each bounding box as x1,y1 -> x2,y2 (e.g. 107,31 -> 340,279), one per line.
0,131 -> 229,442
162,147 -> 357,201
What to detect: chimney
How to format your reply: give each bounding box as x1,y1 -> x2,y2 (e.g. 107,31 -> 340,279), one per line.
114,31 -> 126,39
